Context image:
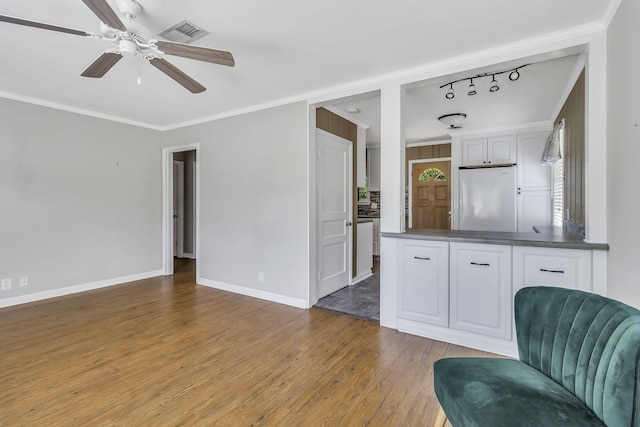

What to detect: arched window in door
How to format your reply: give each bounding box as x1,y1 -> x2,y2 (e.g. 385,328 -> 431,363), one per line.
419,167 -> 446,182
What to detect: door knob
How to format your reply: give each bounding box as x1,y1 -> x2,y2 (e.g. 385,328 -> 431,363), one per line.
346,221 -> 352,227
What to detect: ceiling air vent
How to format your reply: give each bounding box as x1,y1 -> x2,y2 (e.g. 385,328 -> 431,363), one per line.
158,20 -> 210,44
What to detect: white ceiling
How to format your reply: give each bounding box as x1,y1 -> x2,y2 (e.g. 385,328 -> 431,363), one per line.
329,54 -> 584,144
0,0 -> 612,130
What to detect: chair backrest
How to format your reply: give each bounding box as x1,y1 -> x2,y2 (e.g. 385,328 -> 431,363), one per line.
515,286 -> 640,427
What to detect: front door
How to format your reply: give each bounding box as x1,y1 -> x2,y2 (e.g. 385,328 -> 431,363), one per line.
411,161 -> 451,229
317,129 -> 352,299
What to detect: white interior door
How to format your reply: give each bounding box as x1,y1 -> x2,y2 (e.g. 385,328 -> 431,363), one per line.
317,129 -> 352,299
173,160 -> 185,258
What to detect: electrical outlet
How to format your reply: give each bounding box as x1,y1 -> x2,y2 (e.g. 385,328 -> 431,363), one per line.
19,276 -> 28,287
1,278 -> 11,290
258,272 -> 264,283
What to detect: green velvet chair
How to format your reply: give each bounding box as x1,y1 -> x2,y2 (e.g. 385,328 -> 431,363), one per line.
433,286 -> 640,427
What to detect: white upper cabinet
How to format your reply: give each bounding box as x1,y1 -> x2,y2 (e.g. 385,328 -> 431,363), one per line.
462,135 -> 516,166
462,138 -> 486,165
487,135 -> 517,165
367,147 -> 381,190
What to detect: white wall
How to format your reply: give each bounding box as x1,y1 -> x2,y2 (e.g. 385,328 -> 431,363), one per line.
0,99 -> 163,305
161,102 -> 309,304
606,0 -> 640,308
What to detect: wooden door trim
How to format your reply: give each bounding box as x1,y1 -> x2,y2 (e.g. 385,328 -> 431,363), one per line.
408,158 -> 452,229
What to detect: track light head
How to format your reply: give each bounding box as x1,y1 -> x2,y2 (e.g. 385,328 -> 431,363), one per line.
509,69 -> 520,81
468,79 -> 477,96
446,84 -> 454,99
489,76 -> 499,92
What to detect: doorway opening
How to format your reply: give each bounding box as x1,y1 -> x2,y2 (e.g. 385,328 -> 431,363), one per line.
310,93 -> 381,320
162,143 -> 199,277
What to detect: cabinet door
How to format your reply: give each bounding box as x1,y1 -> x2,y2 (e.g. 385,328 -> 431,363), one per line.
398,240 -> 449,326
367,148 -> 381,190
517,132 -> 551,191
517,190 -> 551,232
487,135 -> 516,165
512,246 -> 592,295
462,138 -> 486,166
450,243 -> 512,339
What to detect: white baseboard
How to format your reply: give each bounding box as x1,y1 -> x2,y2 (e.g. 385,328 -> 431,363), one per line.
0,270 -> 163,309
181,253 -> 196,260
397,318 -> 518,358
352,270 -> 373,285
197,277 -> 309,309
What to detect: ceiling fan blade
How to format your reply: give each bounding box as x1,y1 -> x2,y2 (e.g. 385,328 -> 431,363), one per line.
81,0 -> 127,32
0,14 -> 91,36
155,40 -> 235,67
149,58 -> 206,93
81,52 -> 123,78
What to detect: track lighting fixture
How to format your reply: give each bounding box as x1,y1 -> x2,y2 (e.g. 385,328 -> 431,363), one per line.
440,64 -> 529,99
468,79 -> 477,96
446,84 -> 454,99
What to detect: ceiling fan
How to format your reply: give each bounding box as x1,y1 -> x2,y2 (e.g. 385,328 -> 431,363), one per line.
0,0 -> 235,93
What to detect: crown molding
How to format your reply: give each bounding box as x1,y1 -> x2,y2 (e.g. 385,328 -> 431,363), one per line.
0,91 -> 165,131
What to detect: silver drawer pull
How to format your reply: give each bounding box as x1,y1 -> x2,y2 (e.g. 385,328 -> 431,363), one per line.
540,268 -> 565,274
470,262 -> 490,266
414,256 -> 431,260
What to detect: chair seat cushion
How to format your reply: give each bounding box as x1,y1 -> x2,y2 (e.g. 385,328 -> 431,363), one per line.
434,358 -> 606,427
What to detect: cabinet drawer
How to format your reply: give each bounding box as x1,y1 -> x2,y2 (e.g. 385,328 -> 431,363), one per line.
398,240 -> 449,327
513,246 -> 592,294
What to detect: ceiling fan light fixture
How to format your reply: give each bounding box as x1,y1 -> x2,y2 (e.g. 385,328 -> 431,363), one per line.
118,39 -> 138,56
438,113 -> 467,129
116,0 -> 142,19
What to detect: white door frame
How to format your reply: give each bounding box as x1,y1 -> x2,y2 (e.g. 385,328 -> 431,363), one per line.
162,143 -> 200,276
408,157 -> 452,228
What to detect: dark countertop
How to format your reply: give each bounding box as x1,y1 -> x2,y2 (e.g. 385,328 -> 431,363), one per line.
357,218 -> 374,224
381,229 -> 609,250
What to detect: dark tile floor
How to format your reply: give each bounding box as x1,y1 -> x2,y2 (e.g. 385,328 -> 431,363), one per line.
314,257 -> 380,323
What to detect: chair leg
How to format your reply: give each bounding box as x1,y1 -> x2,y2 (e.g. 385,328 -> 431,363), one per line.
434,405 -> 448,427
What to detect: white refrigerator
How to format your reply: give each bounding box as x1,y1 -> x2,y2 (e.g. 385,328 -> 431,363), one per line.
459,166 -> 517,232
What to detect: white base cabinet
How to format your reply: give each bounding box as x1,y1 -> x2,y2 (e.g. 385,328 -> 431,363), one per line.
398,240 -> 449,327
450,243 -> 512,340
395,238 -> 596,357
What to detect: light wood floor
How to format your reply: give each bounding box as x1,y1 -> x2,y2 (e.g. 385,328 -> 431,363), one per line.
0,259 -> 491,426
